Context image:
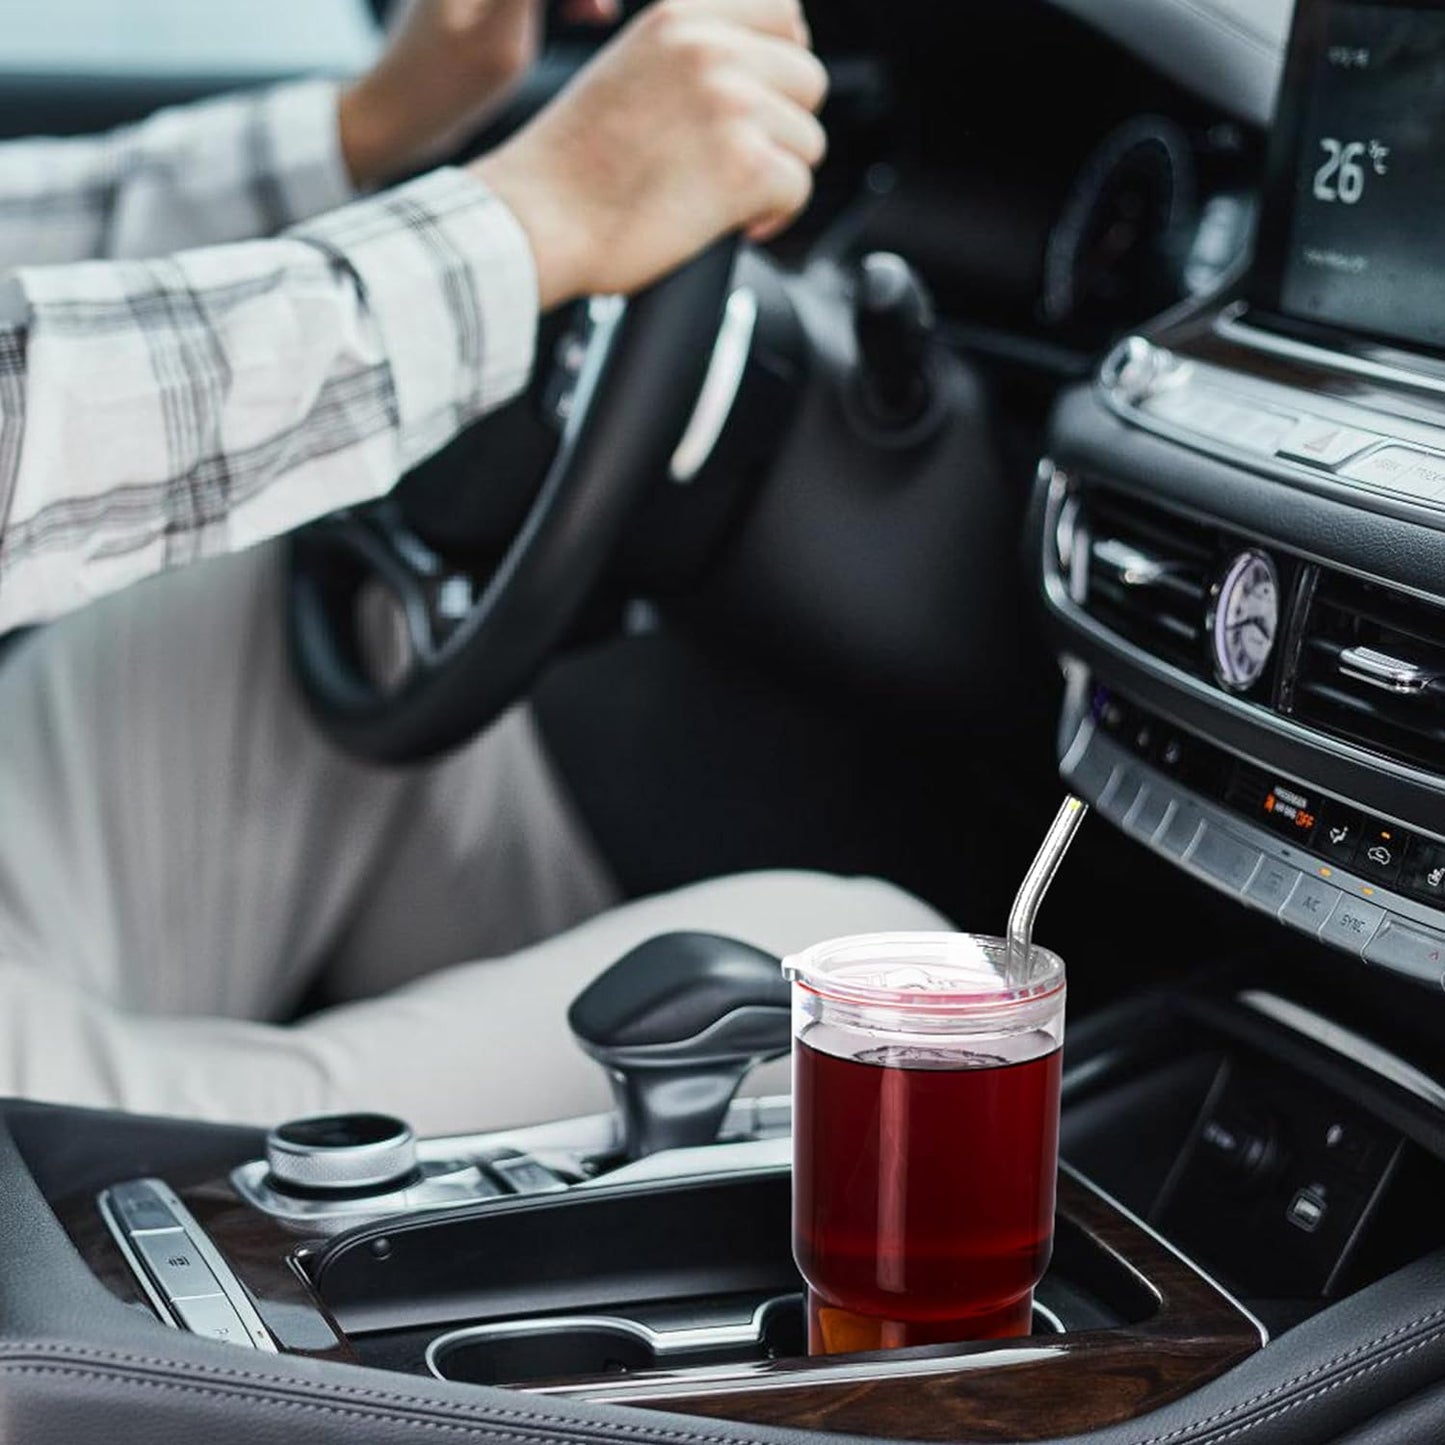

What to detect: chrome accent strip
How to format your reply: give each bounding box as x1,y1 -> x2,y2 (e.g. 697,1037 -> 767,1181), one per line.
1215,305 -> 1445,400
1238,991 -> 1445,1113
428,1292 -> 1072,1387
1093,537 -> 1172,586
265,1116 -> 416,1193
232,1096 -> 794,1224
1339,646 -> 1443,696
427,1296 -> 787,1382
670,287 -> 758,483
549,1344 -> 1064,1397
98,1179 -> 277,1352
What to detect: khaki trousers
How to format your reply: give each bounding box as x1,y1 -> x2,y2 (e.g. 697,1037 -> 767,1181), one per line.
0,543 -> 946,1132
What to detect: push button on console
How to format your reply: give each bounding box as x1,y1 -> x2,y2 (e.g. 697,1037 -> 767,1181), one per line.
108,1179 -> 178,1233
1282,876 -> 1343,935
135,1229 -> 221,1300
1277,417 -> 1374,468
1124,785 -> 1173,843
1185,824 -> 1262,893
1245,859 -> 1304,915
1401,838 -> 1445,907
1314,805 -> 1365,864
1364,919 -> 1445,988
1320,895 -> 1387,956
1353,822 -> 1405,886
174,1294 -> 251,1345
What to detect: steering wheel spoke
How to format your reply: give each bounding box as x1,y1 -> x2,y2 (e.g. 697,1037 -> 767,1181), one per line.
288,241 -> 740,763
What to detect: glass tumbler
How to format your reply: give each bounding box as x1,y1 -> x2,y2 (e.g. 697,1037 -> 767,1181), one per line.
786,931 -> 1066,1355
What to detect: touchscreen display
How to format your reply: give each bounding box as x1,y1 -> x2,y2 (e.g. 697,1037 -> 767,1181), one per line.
1279,2 -> 1445,349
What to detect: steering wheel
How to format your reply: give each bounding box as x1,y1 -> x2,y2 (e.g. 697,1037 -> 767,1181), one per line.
287,241 -> 737,765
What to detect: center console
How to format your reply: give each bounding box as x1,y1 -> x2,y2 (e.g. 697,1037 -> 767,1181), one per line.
25,932 -> 1280,1442
9,951 -> 1445,1445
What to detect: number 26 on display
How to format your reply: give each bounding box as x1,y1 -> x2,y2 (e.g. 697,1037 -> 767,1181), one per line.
1313,137 -> 1389,204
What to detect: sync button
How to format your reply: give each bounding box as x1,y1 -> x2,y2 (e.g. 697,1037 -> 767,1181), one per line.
1320,896 -> 1387,956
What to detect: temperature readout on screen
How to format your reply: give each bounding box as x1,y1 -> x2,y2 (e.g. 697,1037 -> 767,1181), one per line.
1280,3 -> 1445,349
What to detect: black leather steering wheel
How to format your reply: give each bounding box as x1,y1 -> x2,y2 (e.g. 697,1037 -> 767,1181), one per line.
287,241 -> 737,764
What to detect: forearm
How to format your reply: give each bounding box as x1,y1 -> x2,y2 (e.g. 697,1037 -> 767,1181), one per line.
0,81 -> 354,271
0,169 -> 537,633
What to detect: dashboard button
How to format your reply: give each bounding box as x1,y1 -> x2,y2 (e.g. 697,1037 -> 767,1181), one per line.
1277,417 -> 1375,468
1185,825 -> 1263,893
1340,445 -> 1445,501
1143,386 -> 1294,453
1352,822 -> 1407,886
1281,876 -> 1343,935
1364,918 -> 1445,987
1320,895 -> 1387,956
108,1180 -> 178,1234
1314,805 -> 1365,864
1340,446 -> 1427,490
173,1294 -> 254,1348
1099,766 -> 1145,824
1159,803 -> 1203,858
489,1155 -> 567,1194
1397,453 -> 1445,502
1124,785 -> 1173,843
1400,838 -> 1445,908
1245,859 -> 1304,915
135,1229 -> 221,1301
1067,739 -> 1116,804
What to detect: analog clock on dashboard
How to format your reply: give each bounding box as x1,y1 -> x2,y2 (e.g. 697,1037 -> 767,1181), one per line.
1210,550 -> 1280,692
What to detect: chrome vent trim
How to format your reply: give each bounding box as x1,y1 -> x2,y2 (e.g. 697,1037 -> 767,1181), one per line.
1074,489 -> 1215,676
1294,572 -> 1445,773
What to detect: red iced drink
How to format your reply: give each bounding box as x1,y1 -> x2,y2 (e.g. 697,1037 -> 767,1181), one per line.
785,932 -> 1065,1356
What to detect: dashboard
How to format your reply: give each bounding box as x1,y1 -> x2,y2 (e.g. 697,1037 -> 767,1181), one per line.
1039,0 -> 1445,994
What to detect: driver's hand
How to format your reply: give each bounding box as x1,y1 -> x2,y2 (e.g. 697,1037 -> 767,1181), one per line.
472,0 -> 829,309
340,0 -> 620,189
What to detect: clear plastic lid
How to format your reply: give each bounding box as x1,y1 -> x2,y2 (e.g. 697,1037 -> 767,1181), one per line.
782,931 -> 1064,1034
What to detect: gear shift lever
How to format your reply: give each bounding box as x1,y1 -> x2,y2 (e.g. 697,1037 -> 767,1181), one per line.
567,932 -> 791,1160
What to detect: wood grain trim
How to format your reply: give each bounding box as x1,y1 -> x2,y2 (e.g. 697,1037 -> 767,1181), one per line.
60,1165 -> 1261,1440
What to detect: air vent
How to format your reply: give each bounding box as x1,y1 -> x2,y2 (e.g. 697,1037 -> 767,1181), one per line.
1076,489 -> 1215,674
1294,571 -> 1445,774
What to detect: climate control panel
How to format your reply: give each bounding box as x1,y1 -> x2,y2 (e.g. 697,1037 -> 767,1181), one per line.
1065,687 -> 1445,990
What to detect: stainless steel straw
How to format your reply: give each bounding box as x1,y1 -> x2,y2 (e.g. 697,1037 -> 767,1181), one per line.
1006,795 -> 1089,985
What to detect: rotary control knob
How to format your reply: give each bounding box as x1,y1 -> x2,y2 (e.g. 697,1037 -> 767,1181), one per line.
265,1112 -> 417,1195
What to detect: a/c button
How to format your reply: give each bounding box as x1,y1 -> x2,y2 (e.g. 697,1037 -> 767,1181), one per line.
1281,876 -> 1342,935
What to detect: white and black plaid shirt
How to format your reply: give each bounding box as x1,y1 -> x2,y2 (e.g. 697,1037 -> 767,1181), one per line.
0,79 -> 537,631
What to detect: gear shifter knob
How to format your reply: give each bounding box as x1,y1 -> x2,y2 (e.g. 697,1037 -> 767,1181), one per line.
568,932 -> 791,1160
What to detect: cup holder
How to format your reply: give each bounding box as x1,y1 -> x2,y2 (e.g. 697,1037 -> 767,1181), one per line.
427,1293 -> 1067,1387
428,1295 -> 805,1386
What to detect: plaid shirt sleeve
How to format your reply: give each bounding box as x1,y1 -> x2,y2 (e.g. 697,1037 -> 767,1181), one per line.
0,80 -> 355,271
0,167 -> 538,631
